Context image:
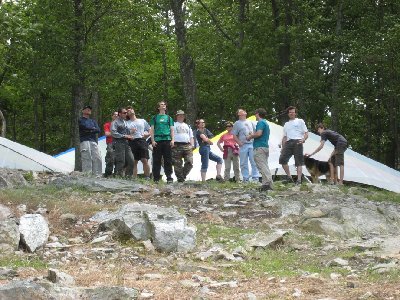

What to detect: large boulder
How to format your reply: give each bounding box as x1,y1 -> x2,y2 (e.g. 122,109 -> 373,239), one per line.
93,203 -> 196,252
0,281 -> 53,300
0,168 -> 28,189
50,175 -> 146,193
0,203 -> 13,220
0,219 -> 20,255
19,214 -> 50,252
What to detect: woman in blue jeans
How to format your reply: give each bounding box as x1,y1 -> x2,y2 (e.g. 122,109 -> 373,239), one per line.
195,119 -> 223,182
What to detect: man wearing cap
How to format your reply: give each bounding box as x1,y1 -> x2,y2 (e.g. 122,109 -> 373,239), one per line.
172,110 -> 194,182
78,105 -> 102,175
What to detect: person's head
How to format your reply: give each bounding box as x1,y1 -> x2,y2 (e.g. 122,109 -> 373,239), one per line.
225,121 -> 233,132
111,111 -> 118,121
125,106 -> 134,119
157,101 -> 167,113
176,110 -> 185,122
254,108 -> 267,120
316,123 -> 326,134
196,119 -> 205,129
82,105 -> 92,117
237,108 -> 247,119
117,107 -> 128,118
287,106 -> 297,120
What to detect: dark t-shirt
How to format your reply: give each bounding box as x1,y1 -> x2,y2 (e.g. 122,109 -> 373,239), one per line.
195,128 -> 213,147
321,129 -> 347,146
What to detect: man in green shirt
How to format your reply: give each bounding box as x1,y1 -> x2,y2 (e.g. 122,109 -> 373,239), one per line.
247,108 -> 273,191
150,101 -> 175,183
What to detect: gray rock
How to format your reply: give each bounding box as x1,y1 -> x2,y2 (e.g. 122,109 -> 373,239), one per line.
60,213 -> 78,224
0,267 -> 18,279
246,230 -> 288,251
0,219 -> 20,254
300,218 -> 345,238
0,204 -> 13,220
371,261 -> 399,274
194,191 -> 210,197
19,214 -> 50,252
95,203 -> 196,252
0,168 -> 28,189
50,175 -> 145,193
328,258 -> 349,267
0,280 -> 53,300
82,286 -> 139,299
47,268 -> 75,286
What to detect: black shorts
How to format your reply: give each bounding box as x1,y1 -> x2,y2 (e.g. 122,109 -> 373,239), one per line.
129,138 -> 149,161
279,139 -> 304,166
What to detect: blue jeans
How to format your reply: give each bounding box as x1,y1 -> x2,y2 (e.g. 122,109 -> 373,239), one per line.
239,143 -> 259,181
199,145 -> 222,172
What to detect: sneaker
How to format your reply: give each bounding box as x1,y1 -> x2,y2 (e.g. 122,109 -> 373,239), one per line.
295,180 -> 301,185
177,178 -> 185,183
216,175 -> 224,182
167,178 -> 173,184
144,176 -> 151,181
281,176 -> 294,184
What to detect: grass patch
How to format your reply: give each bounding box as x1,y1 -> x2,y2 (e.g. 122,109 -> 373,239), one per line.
197,224 -> 257,249
0,185 -> 107,217
0,255 -> 48,269
341,186 -> 400,204
362,268 -> 400,283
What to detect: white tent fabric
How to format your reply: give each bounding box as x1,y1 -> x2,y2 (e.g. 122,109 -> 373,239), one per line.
0,137 -> 74,173
53,117 -> 400,193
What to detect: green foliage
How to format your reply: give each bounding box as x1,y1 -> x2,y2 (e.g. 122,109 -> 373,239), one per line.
0,255 -> 48,269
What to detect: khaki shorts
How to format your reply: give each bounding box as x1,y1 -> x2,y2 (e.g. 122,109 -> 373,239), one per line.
331,143 -> 347,166
279,139 -> 304,166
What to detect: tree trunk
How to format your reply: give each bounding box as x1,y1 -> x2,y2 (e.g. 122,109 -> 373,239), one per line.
0,109 -> 6,137
170,0 -> 198,126
330,0 -> 343,131
33,97 -> 39,148
271,0 -> 293,124
72,0 -> 86,171
41,93 -> 47,152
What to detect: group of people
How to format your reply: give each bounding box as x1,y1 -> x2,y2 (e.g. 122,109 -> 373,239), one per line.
78,103 -> 348,189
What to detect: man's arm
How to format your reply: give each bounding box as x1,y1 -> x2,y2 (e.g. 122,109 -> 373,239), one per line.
306,140 -> 325,156
170,125 -> 175,147
247,129 -> 262,140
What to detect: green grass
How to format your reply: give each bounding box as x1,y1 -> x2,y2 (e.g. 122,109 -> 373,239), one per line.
341,185 -> 400,204
0,185 -> 105,216
197,224 -> 257,250
0,255 -> 48,269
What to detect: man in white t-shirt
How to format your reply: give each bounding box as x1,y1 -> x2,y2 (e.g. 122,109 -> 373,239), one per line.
279,106 -> 309,184
172,110 -> 194,182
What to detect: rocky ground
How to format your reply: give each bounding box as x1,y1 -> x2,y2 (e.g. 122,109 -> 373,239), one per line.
0,168 -> 400,299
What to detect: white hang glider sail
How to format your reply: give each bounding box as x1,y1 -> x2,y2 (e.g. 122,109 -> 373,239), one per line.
0,137 -> 74,173
53,117 -> 400,193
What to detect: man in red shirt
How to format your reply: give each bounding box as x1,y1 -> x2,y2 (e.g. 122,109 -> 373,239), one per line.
103,111 -> 118,177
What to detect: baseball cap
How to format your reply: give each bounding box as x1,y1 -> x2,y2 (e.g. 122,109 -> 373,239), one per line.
176,110 -> 185,115
82,105 -> 92,110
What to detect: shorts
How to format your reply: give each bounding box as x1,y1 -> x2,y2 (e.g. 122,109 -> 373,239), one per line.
279,139 -> 304,166
129,138 -> 149,161
332,142 -> 347,166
